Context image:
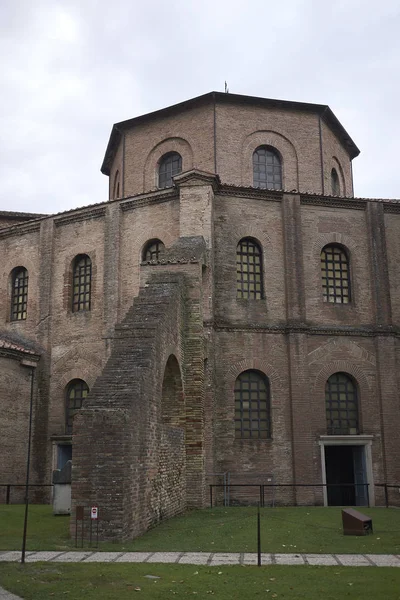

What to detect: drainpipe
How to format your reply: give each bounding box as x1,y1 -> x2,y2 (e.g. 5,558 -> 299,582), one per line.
21,364 -> 36,564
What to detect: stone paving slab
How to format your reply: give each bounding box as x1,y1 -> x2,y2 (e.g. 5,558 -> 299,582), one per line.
305,553 -> 338,566
275,553 -> 305,565
209,553 -> 241,565
243,553 -> 273,565
115,552 -> 153,563
25,551 -> 66,562
54,551 -> 93,562
366,554 -> 400,567
0,586 -> 23,600
146,552 -> 181,563
0,552 -> 35,562
83,552 -> 123,562
336,554 -> 371,566
178,552 -> 211,565
1,551 -> 400,567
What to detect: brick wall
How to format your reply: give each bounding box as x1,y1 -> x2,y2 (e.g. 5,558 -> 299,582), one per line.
110,96 -> 354,199
72,234 -> 207,540
1,97 -> 400,529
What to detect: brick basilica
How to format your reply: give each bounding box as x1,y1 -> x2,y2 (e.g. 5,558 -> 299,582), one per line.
1,91 -> 399,541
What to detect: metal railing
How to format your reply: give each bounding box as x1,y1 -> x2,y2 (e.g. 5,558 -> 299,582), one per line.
375,483 -> 400,508
209,482 -> 371,508
0,484 -> 53,504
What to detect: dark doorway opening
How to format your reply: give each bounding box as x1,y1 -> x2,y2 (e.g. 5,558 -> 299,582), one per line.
325,445 -> 367,506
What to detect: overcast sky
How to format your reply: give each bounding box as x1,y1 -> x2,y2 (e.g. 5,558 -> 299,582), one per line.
1,0 -> 399,215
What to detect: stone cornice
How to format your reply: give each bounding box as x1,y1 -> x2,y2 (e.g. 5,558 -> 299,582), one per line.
141,258 -> 200,266
207,321 -> 400,337
217,184 -> 283,202
54,207 -> 106,227
300,195 -> 367,210
0,347 -> 41,363
383,203 -> 400,214
121,189 -> 178,212
0,221 -> 41,239
173,169 -> 220,190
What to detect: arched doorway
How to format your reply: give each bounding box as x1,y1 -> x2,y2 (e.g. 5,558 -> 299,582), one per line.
161,354 -> 184,428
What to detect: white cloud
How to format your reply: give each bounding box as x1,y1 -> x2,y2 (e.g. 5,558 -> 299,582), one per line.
1,0 -> 399,214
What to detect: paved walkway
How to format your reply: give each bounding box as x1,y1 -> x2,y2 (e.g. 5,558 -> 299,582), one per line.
1,550 -> 400,567
1,552 -> 399,600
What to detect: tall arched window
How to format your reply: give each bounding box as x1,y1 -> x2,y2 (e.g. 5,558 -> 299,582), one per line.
72,254 -> 92,312
113,170 -> 120,199
236,238 -> 263,299
142,239 -> 165,261
320,244 -> 350,304
158,152 -> 182,188
253,146 -> 282,190
325,373 -> 359,435
65,379 -> 89,434
11,267 -> 28,321
331,168 -> 340,195
235,370 -> 271,439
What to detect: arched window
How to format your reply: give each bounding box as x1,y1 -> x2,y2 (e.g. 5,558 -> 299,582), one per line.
331,168 -> 340,195
142,239 -> 165,261
11,267 -> 28,321
72,254 -> 92,312
253,146 -> 282,190
236,238 -> 263,299
65,379 -> 89,434
158,152 -> 182,188
325,373 -> 359,435
113,170 -> 120,199
235,370 -> 271,439
320,244 -> 350,304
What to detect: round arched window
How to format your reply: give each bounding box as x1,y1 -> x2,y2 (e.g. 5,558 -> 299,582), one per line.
234,370 -> 271,439
65,379 -> 89,434
253,146 -> 282,190
158,152 -> 182,188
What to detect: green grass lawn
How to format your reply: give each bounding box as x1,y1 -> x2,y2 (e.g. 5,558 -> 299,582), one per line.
1,505 -> 400,555
1,563 -> 400,600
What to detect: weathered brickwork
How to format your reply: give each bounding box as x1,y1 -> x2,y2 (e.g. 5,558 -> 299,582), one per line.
1,92 -> 400,538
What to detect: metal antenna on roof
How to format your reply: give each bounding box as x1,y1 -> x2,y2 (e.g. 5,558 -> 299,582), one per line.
224,81 -> 229,94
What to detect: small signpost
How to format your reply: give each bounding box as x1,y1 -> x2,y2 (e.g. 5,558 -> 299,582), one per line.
90,506 -> 99,547
74,506 -> 100,548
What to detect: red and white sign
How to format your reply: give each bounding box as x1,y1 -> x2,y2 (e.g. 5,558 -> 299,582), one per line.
90,506 -> 98,520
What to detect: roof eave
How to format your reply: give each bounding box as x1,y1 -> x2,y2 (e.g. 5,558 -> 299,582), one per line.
101,90 -> 360,175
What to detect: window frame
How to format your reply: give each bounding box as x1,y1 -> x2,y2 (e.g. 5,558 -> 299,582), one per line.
325,372 -> 359,435
320,244 -> 351,305
72,254 -> 92,313
142,239 -> 165,262
234,370 -> 271,440
10,267 -> 29,321
65,379 -> 89,435
331,168 -> 340,195
113,169 -> 120,199
158,152 -> 182,189
236,237 -> 264,300
252,145 -> 282,190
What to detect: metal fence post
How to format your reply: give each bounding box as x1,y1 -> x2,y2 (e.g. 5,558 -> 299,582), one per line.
257,503 -> 261,567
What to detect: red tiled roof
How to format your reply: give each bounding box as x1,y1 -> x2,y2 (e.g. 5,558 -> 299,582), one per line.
0,338 -> 38,355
